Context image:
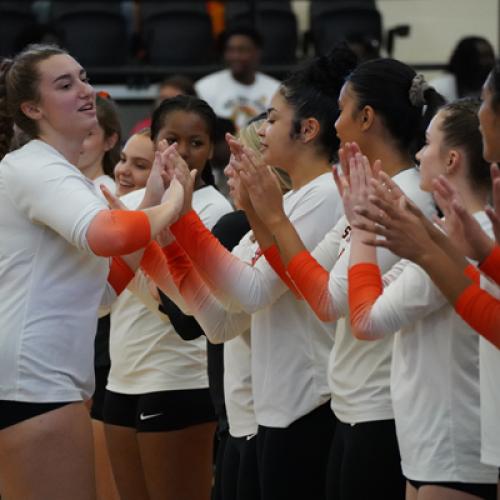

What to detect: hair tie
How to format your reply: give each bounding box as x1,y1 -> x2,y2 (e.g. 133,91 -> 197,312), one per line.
409,74 -> 430,107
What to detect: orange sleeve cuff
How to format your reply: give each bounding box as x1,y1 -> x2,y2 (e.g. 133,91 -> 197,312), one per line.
479,245 -> 500,285
263,245 -> 301,299
454,283 -> 500,349
88,209 -> 151,257
108,256 -> 135,295
464,264 -> 480,284
348,263 -> 383,330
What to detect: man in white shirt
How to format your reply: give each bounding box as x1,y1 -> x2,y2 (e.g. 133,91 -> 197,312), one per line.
195,27 -> 280,130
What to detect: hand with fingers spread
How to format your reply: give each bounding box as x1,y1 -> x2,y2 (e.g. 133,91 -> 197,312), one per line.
236,148 -> 286,229
432,175 -> 494,261
226,133 -> 245,161
352,180 -> 437,263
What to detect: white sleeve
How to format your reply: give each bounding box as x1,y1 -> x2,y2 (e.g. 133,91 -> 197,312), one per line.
213,181 -> 343,314
3,158 -> 107,253
355,261 -> 449,337
310,215 -> 347,269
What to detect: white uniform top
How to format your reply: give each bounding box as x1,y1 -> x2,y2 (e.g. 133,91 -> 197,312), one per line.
355,213 -> 497,483
93,174 -> 116,196
224,173 -> 342,427
309,168 -> 436,423
478,275 -> 500,467
107,185 -> 233,394
0,140 -> 113,402
195,69 -> 280,129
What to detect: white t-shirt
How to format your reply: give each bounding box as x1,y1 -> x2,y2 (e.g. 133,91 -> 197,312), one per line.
478,275 -> 500,467
93,174 -> 115,196
226,173 -> 343,427
107,185 -> 233,394
357,213 -> 497,483
0,140 -> 112,402
195,69 -> 280,129
309,168 -> 436,424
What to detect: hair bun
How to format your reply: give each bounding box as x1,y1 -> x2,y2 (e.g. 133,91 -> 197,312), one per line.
409,74 -> 430,106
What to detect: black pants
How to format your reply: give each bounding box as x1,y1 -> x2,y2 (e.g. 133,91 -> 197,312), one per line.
257,401 -> 336,500
326,417 -> 405,500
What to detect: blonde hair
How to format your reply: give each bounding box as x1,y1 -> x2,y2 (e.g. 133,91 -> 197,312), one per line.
238,118 -> 292,193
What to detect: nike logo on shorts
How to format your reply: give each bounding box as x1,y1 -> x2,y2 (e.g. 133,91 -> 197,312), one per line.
139,412 -> 163,421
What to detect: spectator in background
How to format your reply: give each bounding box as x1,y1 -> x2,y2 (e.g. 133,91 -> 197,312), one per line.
130,75 -> 196,135
431,36 -> 495,102
195,27 -> 280,130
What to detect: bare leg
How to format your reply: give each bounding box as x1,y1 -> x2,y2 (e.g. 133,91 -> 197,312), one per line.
138,421 -> 217,500
406,481 -> 418,500
419,485 -> 487,500
0,402 -> 96,500
92,419 -> 120,500
104,423 -> 149,500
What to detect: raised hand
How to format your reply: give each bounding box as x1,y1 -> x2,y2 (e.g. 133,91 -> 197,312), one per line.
142,141 -> 176,207
352,190 -> 435,262
235,147 -> 286,228
226,133 -> 245,161
161,176 -> 185,225
225,156 -> 253,212
100,184 -> 127,210
433,175 -> 494,261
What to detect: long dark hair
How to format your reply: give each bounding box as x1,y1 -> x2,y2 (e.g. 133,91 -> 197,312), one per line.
280,43 -> 358,163
346,58 -> 445,155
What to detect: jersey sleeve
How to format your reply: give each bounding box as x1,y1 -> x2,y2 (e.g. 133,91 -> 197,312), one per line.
348,260 -> 448,338
454,283 -> 500,348
164,241 -> 251,343
479,245 -> 500,285
3,158 -> 108,252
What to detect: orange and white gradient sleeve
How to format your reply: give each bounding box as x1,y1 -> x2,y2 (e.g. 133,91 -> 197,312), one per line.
455,283 -> 500,349
107,256 -> 135,295
170,210 -> 287,314
479,245 -> 500,285
164,241 -> 250,343
262,245 -> 301,299
87,209 -> 151,257
286,250 -> 339,322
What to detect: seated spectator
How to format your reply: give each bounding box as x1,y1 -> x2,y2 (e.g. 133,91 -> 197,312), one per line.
431,36 -> 495,102
195,26 -> 280,129
130,75 -> 196,134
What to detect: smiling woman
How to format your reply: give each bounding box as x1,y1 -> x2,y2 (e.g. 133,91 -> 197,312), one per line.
0,44 -> 185,500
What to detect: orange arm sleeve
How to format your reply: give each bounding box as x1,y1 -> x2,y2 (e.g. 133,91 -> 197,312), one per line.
348,263 -> 383,334
262,245 -> 301,299
286,250 -> 336,322
87,210 -> 151,257
479,245 -> 500,285
107,256 -> 135,295
464,263 -> 480,284
455,283 -> 500,349
163,241 -> 193,289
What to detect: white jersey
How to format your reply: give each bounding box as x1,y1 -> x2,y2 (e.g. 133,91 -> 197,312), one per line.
0,140 -> 113,402
228,173 -> 342,427
107,185 -> 233,394
478,275 -> 500,467
310,168 -> 436,423
195,69 -> 280,129
357,213 -> 497,483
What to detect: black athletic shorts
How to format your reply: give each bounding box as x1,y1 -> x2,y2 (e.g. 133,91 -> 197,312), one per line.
90,365 -> 110,421
103,388 -> 216,432
0,400 -> 76,430
407,479 -> 497,500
